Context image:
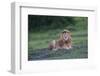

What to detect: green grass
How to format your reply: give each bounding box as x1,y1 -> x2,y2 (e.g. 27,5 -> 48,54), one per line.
28,29 -> 88,60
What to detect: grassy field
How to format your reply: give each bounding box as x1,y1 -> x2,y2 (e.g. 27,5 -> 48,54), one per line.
28,29 -> 88,61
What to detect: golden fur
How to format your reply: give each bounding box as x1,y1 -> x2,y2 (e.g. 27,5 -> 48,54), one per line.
49,30 -> 72,50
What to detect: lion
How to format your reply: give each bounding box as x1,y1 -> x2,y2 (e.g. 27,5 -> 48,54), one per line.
49,29 -> 72,50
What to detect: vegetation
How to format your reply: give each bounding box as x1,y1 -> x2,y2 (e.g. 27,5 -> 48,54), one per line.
28,15 -> 88,61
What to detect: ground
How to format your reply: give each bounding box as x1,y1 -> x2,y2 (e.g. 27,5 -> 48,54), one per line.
28,29 -> 88,61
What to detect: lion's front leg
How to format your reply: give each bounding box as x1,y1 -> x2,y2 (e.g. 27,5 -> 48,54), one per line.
63,44 -> 72,49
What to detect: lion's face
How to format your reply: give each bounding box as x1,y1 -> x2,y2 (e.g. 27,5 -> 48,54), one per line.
62,32 -> 69,40
60,32 -> 71,41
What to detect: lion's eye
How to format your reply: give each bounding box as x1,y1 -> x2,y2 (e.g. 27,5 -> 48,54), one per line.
64,34 -> 67,37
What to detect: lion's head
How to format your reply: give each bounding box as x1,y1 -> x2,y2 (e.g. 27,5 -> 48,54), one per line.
60,30 -> 71,42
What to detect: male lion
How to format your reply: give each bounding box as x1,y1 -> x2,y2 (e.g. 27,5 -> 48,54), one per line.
49,30 -> 72,50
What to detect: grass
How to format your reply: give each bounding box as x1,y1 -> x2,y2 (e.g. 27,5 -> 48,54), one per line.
28,29 -> 88,61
